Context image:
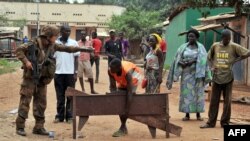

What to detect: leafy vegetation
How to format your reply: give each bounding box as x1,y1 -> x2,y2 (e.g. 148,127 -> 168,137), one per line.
0,15 -> 9,26
0,15 -> 26,28
0,59 -> 21,75
108,5 -> 161,40
106,1 -> 183,40
184,0 -> 250,15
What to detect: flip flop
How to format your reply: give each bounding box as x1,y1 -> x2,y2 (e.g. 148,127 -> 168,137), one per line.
112,129 -> 126,137
200,124 -> 214,128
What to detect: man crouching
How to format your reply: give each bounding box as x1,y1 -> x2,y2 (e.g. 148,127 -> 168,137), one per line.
108,58 -> 141,137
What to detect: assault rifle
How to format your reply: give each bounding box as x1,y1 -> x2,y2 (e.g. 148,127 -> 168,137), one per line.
27,44 -> 42,85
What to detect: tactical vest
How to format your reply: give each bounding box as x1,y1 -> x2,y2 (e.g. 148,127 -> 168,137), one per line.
38,39 -> 55,85
23,38 -> 56,85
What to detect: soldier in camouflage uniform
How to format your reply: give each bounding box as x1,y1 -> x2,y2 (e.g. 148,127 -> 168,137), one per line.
15,25 -> 93,136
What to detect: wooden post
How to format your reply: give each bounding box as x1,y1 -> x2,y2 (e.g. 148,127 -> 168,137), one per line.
204,31 -> 207,47
73,91 -> 77,139
165,94 -> 170,138
213,31 -> 217,43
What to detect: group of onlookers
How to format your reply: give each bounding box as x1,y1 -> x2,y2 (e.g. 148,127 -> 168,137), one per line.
15,24 -> 250,138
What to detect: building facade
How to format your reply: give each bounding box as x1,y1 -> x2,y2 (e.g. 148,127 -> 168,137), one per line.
197,14 -> 250,86
0,2 -> 125,40
165,7 -> 250,86
165,7 -> 233,66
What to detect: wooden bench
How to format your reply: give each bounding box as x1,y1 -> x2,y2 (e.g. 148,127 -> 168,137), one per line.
66,87 -> 182,139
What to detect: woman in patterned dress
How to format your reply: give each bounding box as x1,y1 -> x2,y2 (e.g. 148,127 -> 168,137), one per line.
145,34 -> 164,94
166,29 -> 211,121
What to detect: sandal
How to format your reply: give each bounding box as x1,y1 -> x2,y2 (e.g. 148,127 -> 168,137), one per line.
182,117 -> 190,121
112,129 -> 126,137
200,124 -> 214,129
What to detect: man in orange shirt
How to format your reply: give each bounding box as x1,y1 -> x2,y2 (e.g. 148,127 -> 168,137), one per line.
108,58 -> 141,137
90,32 -> 102,83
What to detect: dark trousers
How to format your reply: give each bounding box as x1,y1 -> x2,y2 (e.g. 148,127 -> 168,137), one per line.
54,74 -> 75,121
90,56 -> 100,81
207,81 -> 233,127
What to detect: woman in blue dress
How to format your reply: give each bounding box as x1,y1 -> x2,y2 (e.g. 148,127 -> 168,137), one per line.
167,29 -> 211,121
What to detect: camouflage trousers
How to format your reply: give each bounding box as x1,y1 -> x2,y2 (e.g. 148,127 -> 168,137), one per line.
16,79 -> 47,130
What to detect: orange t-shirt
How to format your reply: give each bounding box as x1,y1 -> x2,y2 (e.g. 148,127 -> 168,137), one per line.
110,61 -> 141,88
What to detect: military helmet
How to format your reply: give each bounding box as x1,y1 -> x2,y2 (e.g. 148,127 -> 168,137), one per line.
40,25 -> 60,37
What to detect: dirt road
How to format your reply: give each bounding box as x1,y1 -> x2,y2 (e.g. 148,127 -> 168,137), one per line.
0,58 -> 249,141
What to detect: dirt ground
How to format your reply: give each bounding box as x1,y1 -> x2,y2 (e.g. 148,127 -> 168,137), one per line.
0,58 -> 249,141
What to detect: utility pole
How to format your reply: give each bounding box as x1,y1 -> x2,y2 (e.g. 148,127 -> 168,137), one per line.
37,0 -> 40,36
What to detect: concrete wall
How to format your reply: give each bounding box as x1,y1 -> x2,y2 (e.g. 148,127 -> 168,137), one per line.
0,2 -> 125,39
0,2 -> 125,23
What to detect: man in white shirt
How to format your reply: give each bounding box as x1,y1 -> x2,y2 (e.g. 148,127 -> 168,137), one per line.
54,25 -> 79,123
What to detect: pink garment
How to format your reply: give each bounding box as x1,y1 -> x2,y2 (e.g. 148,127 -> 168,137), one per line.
78,40 -> 92,61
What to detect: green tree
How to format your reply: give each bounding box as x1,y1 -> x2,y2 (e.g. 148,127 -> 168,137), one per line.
11,19 -> 27,28
184,0 -> 250,15
84,0 -> 182,20
0,15 -> 26,28
0,15 -> 9,26
108,5 -> 161,40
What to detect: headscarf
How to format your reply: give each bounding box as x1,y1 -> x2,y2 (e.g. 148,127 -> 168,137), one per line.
150,33 -> 162,52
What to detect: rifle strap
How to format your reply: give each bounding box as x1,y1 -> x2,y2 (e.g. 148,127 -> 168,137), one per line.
37,38 -> 51,63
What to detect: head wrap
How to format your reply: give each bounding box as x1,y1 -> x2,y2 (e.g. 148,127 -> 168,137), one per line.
150,33 -> 162,52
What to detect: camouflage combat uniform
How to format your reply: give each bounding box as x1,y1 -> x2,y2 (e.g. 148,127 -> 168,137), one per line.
15,37 -> 88,132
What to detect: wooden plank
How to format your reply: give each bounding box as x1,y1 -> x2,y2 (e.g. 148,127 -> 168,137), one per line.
74,95 -> 166,116
148,126 -> 156,138
66,87 -> 90,96
165,93 -> 170,138
78,116 -> 89,131
73,92 -> 77,139
130,116 -> 182,136
66,88 -> 167,116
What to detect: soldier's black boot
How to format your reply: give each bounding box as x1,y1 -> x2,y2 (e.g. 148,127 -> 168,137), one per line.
32,128 -> 49,135
16,128 -> 26,136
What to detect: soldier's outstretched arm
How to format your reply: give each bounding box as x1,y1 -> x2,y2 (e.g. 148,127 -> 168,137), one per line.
54,43 -> 94,53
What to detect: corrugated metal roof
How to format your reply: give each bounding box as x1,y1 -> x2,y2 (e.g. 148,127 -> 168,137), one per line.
198,13 -> 236,22
179,24 -> 222,36
0,27 -> 20,32
163,20 -> 170,26
168,5 -> 189,21
191,24 -> 222,31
